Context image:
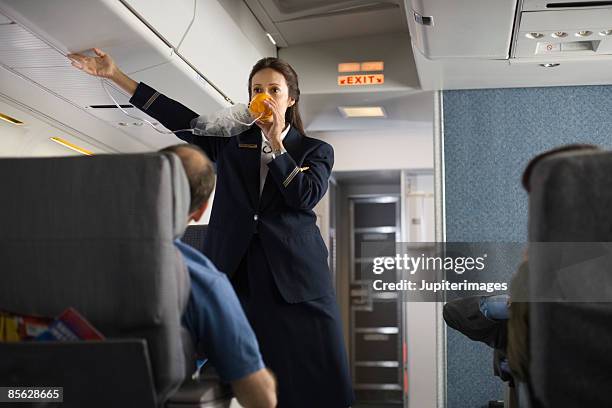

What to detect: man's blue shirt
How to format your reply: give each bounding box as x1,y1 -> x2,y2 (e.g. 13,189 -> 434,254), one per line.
175,239 -> 264,382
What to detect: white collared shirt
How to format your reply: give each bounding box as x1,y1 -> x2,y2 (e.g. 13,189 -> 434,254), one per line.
260,124 -> 290,195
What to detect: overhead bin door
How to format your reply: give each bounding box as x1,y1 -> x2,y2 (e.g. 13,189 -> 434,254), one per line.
121,0 -> 276,103
407,0 -> 518,59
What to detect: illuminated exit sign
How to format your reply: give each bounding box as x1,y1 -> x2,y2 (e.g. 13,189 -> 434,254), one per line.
338,74 -> 384,86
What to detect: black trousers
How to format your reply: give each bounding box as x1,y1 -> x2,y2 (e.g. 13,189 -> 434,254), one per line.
232,235 -> 354,408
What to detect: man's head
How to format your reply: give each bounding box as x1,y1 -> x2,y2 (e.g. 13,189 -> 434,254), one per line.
160,144 -> 215,222
522,144 -> 600,193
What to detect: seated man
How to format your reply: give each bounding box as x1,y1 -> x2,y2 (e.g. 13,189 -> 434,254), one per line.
508,143 -> 599,383
161,144 -> 276,408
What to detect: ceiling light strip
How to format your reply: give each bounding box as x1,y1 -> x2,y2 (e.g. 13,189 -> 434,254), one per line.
361,61 -> 384,71
338,61 -> 385,73
338,62 -> 361,73
0,112 -> 23,125
266,33 -> 277,45
339,106 -> 386,118
50,137 -> 93,156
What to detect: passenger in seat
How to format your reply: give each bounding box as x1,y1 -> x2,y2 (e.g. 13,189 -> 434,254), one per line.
443,143 -> 600,405
161,143 -> 276,408
508,143 -> 600,382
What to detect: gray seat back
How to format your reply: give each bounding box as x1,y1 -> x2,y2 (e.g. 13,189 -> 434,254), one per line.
528,149 -> 612,407
0,153 -> 191,405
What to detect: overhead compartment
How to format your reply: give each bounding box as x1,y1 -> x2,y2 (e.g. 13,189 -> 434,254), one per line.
407,0 -> 612,90
521,0 -> 612,11
0,0 -> 275,153
406,0 -> 518,59
513,7 -> 612,58
119,0 -> 195,49
408,0 -> 612,62
120,0 -> 277,104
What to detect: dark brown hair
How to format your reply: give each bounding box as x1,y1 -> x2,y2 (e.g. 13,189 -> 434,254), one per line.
522,143 -> 600,193
248,57 -> 306,136
160,144 -> 216,213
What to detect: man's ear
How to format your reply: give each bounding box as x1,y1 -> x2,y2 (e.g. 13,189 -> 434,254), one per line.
288,97 -> 295,108
189,201 -> 209,223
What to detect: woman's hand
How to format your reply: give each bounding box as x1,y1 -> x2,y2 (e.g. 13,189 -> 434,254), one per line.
68,48 -> 117,79
67,48 -> 137,96
257,98 -> 286,151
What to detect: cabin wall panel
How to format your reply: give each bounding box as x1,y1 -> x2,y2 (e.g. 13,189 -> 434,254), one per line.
443,84 -> 612,407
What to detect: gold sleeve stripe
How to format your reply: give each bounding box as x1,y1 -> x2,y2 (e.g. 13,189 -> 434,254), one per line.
143,91 -> 160,111
283,166 -> 301,188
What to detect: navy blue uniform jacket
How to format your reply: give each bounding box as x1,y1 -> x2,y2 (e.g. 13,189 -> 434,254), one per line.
131,83 -> 334,303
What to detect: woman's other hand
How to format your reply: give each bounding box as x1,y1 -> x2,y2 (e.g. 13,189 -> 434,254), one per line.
68,48 -> 117,79
258,98 -> 286,151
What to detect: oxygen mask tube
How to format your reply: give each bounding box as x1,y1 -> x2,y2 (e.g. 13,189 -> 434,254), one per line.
101,79 -> 262,137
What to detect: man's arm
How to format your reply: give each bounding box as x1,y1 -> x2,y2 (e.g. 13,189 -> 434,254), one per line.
231,368 -> 277,408
179,252 -> 275,407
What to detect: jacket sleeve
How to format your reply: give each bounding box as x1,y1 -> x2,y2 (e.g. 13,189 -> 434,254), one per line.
267,142 -> 333,210
129,82 -> 229,162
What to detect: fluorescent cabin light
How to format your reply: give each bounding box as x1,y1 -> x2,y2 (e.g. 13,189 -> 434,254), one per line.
339,106 -> 386,118
338,62 -> 361,73
360,61 -> 384,71
266,33 -> 277,45
338,61 -> 385,73
0,112 -> 24,125
50,137 -> 93,156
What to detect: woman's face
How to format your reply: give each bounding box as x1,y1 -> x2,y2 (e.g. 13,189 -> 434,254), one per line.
250,68 -> 295,117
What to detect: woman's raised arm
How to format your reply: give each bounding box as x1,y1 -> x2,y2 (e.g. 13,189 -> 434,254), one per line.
67,48 -> 230,162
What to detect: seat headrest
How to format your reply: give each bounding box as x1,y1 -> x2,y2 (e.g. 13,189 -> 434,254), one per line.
529,149 -> 612,243
0,152 -> 190,241
528,148 -> 612,407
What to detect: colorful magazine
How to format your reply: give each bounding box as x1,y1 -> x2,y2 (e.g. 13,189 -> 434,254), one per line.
36,308 -> 104,341
0,311 -> 52,341
0,308 -> 104,341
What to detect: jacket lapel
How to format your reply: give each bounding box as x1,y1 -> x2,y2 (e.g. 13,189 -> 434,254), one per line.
236,126 -> 261,208
259,127 -> 302,211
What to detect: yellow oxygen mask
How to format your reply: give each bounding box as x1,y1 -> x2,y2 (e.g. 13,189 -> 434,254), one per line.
249,93 -> 274,123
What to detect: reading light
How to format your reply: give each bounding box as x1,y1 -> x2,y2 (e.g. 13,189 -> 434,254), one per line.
338,106 -> 386,118
552,32 -> 567,38
576,31 -> 592,37
50,137 -> 93,156
266,33 -> 277,46
599,29 -> 612,36
540,63 -> 560,68
0,112 -> 24,125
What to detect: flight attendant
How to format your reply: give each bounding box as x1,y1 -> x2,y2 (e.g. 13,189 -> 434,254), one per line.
69,48 -> 354,408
